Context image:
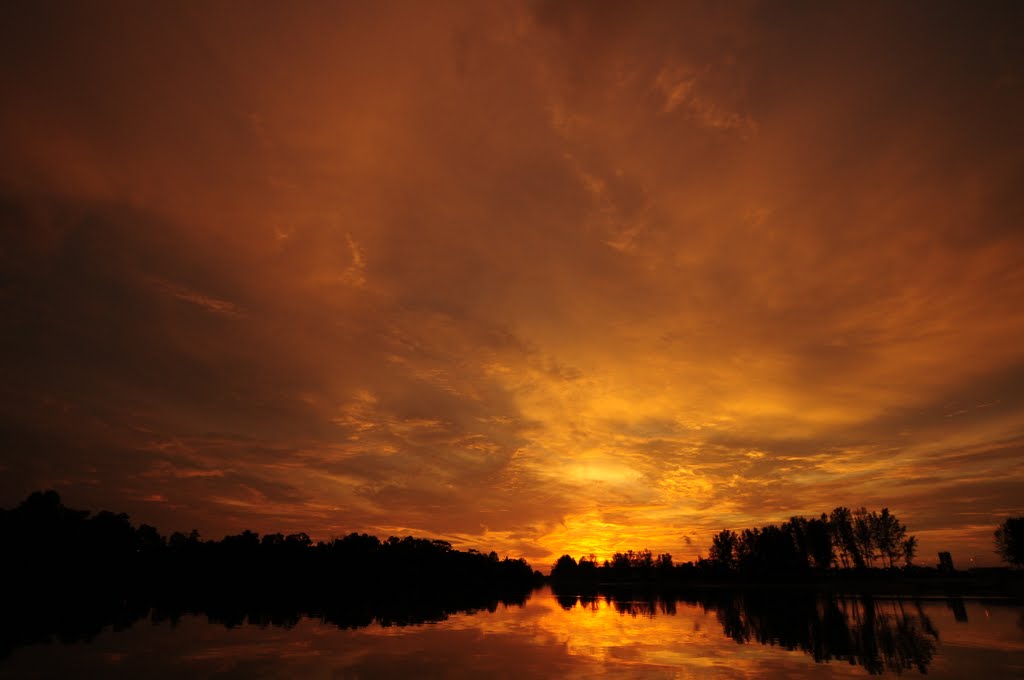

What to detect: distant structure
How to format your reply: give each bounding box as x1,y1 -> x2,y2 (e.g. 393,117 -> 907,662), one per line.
937,551 -> 954,573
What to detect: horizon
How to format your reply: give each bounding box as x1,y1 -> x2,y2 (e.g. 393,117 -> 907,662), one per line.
6,489 -> 999,573
2,2 -> 1023,570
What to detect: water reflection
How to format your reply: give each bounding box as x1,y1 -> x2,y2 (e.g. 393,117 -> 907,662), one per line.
2,588 -> 1023,679
947,597 -> 968,622
556,588 -> 940,674
0,589 -> 529,660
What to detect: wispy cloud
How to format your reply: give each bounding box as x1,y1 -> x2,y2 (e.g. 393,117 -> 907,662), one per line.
0,1 -> 1021,568
149,277 -> 244,318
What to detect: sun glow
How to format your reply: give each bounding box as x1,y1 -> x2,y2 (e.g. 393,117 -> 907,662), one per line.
1,0 -> 1022,568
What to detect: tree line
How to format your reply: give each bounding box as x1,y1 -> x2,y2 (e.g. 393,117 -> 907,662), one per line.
5,490 -> 1020,601
552,507 -> 920,584
1,491 -> 539,602
707,507 -> 917,573
553,511 -> 1024,586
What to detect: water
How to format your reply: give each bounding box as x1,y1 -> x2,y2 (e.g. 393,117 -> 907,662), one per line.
2,588 -> 1022,678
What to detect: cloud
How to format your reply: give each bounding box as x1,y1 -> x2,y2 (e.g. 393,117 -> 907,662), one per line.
149,277 -> 245,318
0,1 -> 1022,568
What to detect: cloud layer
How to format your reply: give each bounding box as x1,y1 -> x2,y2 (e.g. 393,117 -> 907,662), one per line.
2,1 -> 1023,567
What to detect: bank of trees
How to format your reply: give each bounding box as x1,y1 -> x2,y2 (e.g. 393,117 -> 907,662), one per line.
552,506 -> 919,584
0,492 -> 540,660
552,549 -> 677,583
0,491 -> 538,599
707,507 -> 917,574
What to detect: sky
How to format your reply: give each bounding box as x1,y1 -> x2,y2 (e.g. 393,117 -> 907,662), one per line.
1,1 -> 1023,569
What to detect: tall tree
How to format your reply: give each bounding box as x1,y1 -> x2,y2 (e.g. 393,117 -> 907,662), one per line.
805,514 -> 835,570
901,536 -> 918,566
870,508 -> 908,568
787,516 -> 812,569
829,507 -> 860,569
852,507 -> 876,568
708,529 -> 738,570
994,517 -> 1024,567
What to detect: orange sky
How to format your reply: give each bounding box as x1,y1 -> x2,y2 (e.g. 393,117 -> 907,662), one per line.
1,1 -> 1023,569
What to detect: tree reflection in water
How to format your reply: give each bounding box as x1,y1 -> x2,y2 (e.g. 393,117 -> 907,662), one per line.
0,589 -> 531,660
553,586 -> 939,675
3,587 -> 944,675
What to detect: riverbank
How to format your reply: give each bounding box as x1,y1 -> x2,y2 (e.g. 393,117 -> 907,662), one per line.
548,567 -> 1024,598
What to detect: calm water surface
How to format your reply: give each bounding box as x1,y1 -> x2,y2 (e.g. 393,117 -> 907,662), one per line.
2,588 -> 1022,679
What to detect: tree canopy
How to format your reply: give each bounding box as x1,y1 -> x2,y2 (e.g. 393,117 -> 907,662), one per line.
994,516 -> 1024,567
704,507 -> 917,574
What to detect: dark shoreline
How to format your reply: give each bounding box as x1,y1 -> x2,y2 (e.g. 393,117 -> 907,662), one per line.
4,579 -> 1020,676
547,569 -> 1024,599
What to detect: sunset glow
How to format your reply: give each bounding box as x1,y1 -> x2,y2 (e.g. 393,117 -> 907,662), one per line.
1,1 -> 1023,569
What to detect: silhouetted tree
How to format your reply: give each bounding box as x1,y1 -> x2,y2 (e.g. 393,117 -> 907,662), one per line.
578,554 -> 599,581
551,554 -> 578,581
994,517 -> 1024,567
829,507 -> 858,568
0,489 -> 538,625
285,532 -> 311,548
901,536 -> 918,566
788,516 -> 811,568
738,523 -> 805,574
805,514 -> 834,570
708,529 -> 738,570
703,507 -> 916,576
610,551 -> 632,578
261,532 -> 284,547
136,524 -> 165,552
611,548 -> 655,578
852,507 -> 876,568
871,508 -> 909,568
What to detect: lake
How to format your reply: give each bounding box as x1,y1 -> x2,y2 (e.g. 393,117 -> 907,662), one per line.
2,587 -> 1022,678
